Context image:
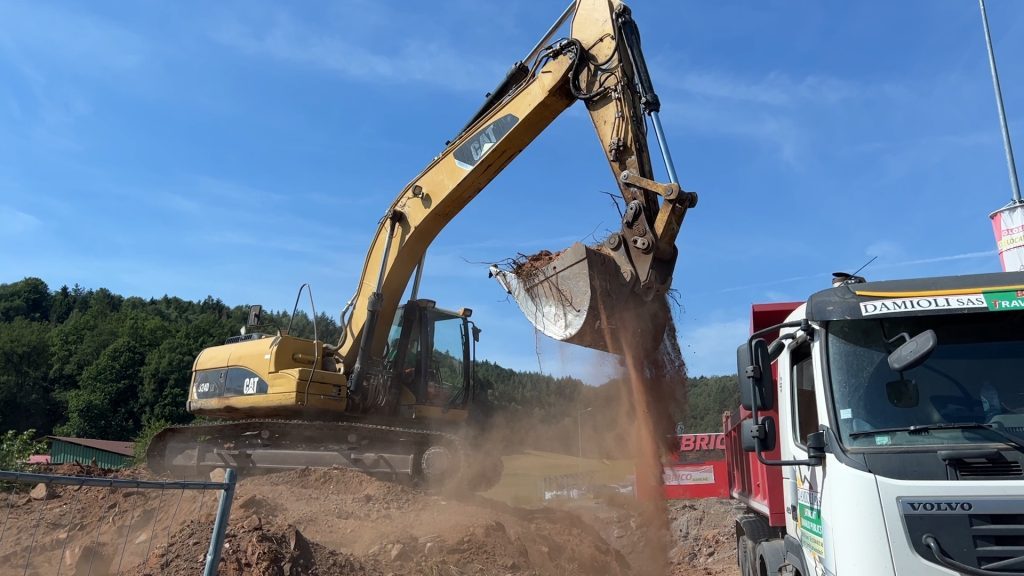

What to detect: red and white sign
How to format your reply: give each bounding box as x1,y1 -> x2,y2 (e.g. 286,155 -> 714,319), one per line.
991,204 -> 1024,271
678,433 -> 726,452
664,465 -> 715,486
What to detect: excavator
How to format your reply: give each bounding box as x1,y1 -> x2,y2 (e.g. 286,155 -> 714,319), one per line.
147,0 -> 696,490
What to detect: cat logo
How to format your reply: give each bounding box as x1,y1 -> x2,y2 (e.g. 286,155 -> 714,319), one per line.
454,114 -> 519,170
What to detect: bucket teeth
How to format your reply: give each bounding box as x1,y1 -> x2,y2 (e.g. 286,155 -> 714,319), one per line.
490,243 -> 668,355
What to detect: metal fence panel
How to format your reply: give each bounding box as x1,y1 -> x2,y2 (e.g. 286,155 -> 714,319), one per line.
0,468 -> 236,576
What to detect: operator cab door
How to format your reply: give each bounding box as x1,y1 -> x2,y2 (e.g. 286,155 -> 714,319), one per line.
778,337 -> 827,573
385,302 -> 470,411
422,308 -> 470,408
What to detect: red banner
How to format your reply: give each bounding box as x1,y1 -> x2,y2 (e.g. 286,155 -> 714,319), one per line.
660,434 -> 729,500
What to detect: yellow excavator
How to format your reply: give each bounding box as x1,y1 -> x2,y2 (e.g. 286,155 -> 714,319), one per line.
147,0 -> 696,490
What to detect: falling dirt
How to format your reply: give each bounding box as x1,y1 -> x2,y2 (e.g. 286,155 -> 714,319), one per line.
501,242 -> 693,576
608,299 -> 688,576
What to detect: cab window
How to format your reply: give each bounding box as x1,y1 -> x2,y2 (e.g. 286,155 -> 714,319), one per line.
792,344 -> 818,446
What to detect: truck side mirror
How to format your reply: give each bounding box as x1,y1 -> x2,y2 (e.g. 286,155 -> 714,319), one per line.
805,430 -> 826,466
737,338 -> 774,411
247,304 -> 263,327
741,416 -> 777,453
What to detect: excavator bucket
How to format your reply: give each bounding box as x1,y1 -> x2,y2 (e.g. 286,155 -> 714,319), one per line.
490,243 -> 669,355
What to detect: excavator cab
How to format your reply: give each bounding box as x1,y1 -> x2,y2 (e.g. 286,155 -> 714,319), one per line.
383,299 -> 478,421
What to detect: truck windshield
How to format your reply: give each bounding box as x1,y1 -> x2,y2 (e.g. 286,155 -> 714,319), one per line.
828,312 -> 1024,450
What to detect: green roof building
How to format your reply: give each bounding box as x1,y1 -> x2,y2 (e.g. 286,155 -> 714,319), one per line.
47,436 -> 135,469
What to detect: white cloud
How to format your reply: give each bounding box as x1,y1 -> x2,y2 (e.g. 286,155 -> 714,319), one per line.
0,3 -> 146,73
0,206 -> 41,235
656,66 -> 906,165
881,250 -> 996,269
673,71 -> 863,107
679,318 -> 748,377
865,240 -> 907,262
0,3 -> 146,149
661,88 -> 805,165
211,11 -> 503,92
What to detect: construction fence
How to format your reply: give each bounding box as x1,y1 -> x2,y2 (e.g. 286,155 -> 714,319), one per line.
0,468 -> 236,576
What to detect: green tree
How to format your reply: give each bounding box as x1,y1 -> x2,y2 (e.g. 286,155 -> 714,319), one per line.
0,277 -> 51,322
0,429 -> 46,471
140,337 -> 195,424
58,338 -> 147,440
47,306 -> 120,409
682,375 -> 739,433
133,417 -> 170,465
0,319 -> 53,433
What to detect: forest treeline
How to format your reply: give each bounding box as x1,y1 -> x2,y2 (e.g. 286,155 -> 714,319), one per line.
0,277 -> 736,454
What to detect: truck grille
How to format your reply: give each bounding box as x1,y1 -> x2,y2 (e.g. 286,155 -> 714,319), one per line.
955,460 -> 1024,478
902,498 -> 1024,573
971,513 -> 1024,571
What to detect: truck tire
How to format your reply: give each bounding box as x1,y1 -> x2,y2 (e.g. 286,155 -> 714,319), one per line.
756,539 -> 787,576
737,534 -> 755,576
736,515 -> 775,576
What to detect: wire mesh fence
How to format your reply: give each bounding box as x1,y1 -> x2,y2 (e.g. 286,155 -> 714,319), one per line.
0,468 -> 236,576
540,471 -> 595,501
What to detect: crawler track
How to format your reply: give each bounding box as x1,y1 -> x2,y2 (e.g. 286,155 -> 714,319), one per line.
147,418 -> 501,491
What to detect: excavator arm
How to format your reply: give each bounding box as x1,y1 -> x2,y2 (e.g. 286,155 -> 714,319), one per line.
342,0 -> 695,399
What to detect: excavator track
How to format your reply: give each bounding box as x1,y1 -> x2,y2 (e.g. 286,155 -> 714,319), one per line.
146,418 -> 502,492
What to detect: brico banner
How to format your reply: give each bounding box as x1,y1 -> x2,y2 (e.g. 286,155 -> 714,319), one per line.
678,433 -> 726,452
663,465 -> 715,486
991,204 -> 1024,272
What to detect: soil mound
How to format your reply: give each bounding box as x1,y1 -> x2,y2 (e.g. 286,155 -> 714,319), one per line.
667,499 -> 739,576
0,466 -> 642,575
128,518 -> 380,576
230,467 -> 631,576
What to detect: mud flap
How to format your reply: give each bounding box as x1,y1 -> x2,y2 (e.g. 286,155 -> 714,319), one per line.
490,243 -> 668,355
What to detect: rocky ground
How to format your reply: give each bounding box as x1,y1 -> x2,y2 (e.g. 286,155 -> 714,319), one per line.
0,465 -> 737,575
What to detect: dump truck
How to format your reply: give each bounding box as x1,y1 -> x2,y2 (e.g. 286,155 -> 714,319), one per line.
730,270 -> 1024,576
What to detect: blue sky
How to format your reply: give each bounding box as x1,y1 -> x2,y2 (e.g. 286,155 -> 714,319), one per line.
2,1 -> 1022,382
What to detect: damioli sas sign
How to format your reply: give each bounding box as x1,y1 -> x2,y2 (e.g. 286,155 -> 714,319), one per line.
859,295 -> 986,316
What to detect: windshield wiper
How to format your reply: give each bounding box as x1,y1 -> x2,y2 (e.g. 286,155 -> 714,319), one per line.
849,422 -> 1024,454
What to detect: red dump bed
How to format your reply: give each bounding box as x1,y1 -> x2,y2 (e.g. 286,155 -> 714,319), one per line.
724,302 -> 801,527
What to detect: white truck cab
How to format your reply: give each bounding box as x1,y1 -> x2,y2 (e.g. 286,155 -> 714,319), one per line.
729,271 -> 1024,576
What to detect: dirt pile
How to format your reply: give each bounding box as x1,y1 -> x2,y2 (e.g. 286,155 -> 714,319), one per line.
565,496 -> 738,576
666,499 -> 738,576
230,468 -> 631,576
0,466 -> 640,576
128,518 -> 380,576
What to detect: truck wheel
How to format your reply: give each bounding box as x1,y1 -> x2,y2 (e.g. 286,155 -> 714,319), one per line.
736,516 -> 775,576
737,534 -> 755,576
755,539 -> 787,576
